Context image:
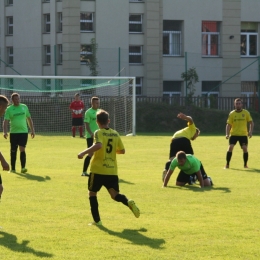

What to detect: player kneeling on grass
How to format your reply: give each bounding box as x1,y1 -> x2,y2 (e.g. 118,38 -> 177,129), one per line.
78,109 -> 140,226
162,151 -> 213,188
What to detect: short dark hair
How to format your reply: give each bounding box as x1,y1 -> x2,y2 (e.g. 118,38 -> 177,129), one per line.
11,93 -> 20,101
96,109 -> 109,125
74,93 -> 80,97
234,98 -> 242,104
176,151 -> 186,160
0,95 -> 9,105
91,96 -> 99,102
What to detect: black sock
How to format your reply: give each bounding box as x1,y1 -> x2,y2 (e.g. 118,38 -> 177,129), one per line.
226,151 -> 232,165
20,151 -> 26,168
11,149 -> 17,170
89,196 -> 100,223
83,156 -> 91,172
243,152 -> 248,166
114,194 -> 128,206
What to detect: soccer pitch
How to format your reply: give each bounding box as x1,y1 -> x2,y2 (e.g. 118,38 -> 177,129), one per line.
1,134 -> 260,260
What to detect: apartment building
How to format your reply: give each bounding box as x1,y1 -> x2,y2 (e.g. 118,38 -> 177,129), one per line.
0,0 -> 259,99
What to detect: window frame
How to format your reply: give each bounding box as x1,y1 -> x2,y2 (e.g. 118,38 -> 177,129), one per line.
7,47 -> 13,65
6,0 -> 13,6
57,12 -> 62,32
7,16 -> 13,35
80,12 -> 94,32
241,32 -> 258,57
57,44 -> 62,64
44,45 -> 51,65
129,14 -> 143,33
129,45 -> 143,64
44,13 -> 51,33
80,44 -> 92,64
129,77 -> 143,96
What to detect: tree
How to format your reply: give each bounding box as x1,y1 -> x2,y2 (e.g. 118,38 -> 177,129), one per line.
86,38 -> 99,77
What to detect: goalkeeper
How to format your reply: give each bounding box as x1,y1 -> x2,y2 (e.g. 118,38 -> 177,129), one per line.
69,93 -> 84,138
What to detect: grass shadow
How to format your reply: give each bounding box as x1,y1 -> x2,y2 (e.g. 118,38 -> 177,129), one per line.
229,167 -> 260,173
97,226 -> 165,249
14,172 -> 51,182
167,185 -> 231,193
0,231 -> 53,258
118,179 -> 135,185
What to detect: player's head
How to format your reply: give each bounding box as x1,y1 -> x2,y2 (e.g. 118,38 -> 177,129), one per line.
234,98 -> 243,111
176,151 -> 187,166
191,128 -> 200,141
91,96 -> 100,110
74,93 -> 80,100
0,95 -> 9,116
11,93 -> 20,106
96,109 -> 110,127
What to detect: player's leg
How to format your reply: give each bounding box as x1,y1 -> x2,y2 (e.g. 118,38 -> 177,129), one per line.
225,136 -> 237,168
18,134 -> 28,173
106,175 -> 140,218
82,138 -> 93,176
88,173 -> 102,225
0,175 -> 3,200
176,170 -> 190,186
71,118 -> 76,137
10,134 -> 18,172
78,118 -> 84,138
239,136 -> 249,168
199,164 -> 213,186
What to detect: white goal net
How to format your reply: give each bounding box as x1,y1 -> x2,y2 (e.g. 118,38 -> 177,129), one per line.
0,75 -> 136,136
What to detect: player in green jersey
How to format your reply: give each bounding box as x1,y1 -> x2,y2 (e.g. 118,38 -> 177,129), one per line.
81,96 -> 100,176
225,98 -> 254,169
3,93 -> 35,173
163,151 -> 213,188
0,95 -> 10,201
78,109 -> 140,226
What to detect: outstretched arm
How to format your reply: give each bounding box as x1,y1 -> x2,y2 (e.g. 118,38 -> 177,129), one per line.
177,113 -> 194,125
226,124 -> 231,139
248,121 -> 254,138
162,169 -> 174,187
78,143 -> 102,159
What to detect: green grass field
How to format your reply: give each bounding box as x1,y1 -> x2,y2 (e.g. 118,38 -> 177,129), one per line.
1,134 -> 260,260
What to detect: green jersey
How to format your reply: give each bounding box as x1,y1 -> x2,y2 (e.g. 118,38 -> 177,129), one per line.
4,103 -> 31,133
170,154 -> 200,175
84,108 -> 100,138
90,128 -> 124,175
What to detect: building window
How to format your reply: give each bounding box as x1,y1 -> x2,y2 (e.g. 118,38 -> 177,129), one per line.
57,44 -> 62,64
129,77 -> 142,95
7,17 -> 13,35
44,14 -> 51,33
163,81 -> 182,104
80,45 -> 92,64
241,22 -> 258,57
201,81 -> 220,108
43,79 -> 51,94
6,0 -> 13,5
81,79 -> 95,95
44,45 -> 51,65
80,13 -> 94,32
129,14 -> 142,33
129,46 -> 142,64
163,20 -> 182,56
202,21 -> 220,56
57,12 -> 62,32
43,0 -> 50,2
7,47 -> 13,65
241,81 -> 258,110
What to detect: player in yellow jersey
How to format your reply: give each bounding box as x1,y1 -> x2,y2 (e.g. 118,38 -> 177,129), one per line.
225,98 -> 254,169
78,109 -> 140,226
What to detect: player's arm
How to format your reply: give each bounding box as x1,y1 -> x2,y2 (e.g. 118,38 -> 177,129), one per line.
116,149 -> 125,154
195,170 -> 204,188
3,119 -> 9,139
162,169 -> 174,187
78,142 -> 102,159
248,121 -> 254,138
85,122 -> 93,137
27,117 -> 35,138
0,152 -> 9,171
177,113 -> 194,124
225,124 -> 231,139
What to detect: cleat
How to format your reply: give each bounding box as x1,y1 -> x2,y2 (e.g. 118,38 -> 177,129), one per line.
224,165 -> 229,169
128,199 -> 140,218
80,136 -> 85,138
9,170 -> 16,173
208,176 -> 213,186
88,221 -> 102,226
162,169 -> 167,182
244,165 -> 248,168
21,168 -> 27,173
81,172 -> 89,177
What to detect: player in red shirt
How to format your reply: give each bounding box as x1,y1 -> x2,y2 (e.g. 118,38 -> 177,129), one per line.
69,93 -> 84,138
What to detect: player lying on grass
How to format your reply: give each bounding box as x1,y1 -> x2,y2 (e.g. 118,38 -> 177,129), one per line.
162,151 -> 213,188
78,109 -> 140,226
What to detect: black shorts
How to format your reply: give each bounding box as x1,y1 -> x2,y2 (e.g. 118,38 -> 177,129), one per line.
169,137 -> 194,158
72,118 -> 83,127
87,137 -> 94,148
10,133 -> 28,148
176,163 -> 208,183
88,173 -> 119,193
229,136 -> 248,147
0,174 -> 2,185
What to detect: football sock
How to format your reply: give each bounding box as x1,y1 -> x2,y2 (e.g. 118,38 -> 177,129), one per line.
72,126 -> 76,137
83,156 -> 91,172
79,126 -> 83,136
226,151 -> 232,165
20,151 -> 26,168
114,194 -> 128,206
243,152 -> 248,166
200,162 -> 206,176
89,196 -> 101,223
10,149 -> 17,170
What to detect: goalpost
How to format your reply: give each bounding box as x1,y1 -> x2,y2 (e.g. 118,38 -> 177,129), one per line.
0,75 -> 136,136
